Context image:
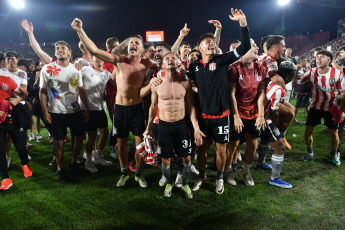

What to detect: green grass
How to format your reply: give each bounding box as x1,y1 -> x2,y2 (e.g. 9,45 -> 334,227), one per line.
1,98 -> 345,230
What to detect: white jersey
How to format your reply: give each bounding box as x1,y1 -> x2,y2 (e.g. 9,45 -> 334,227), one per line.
264,81 -> 285,124
0,68 -> 27,86
300,67 -> 345,111
40,62 -> 83,114
75,58 -> 93,68
79,66 -> 112,110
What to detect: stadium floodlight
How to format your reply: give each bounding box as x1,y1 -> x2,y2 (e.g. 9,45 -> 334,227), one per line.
9,0 -> 25,9
278,0 -> 290,6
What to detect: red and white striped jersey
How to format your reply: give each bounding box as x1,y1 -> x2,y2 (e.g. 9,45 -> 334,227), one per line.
258,53 -> 277,79
264,81 -> 285,124
300,67 -> 345,111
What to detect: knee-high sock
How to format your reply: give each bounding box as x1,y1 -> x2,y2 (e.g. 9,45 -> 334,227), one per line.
271,154 -> 284,180
182,161 -> 191,186
161,164 -> 171,184
258,143 -> 268,165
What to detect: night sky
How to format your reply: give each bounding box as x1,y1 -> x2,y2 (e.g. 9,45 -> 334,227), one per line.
0,0 -> 343,44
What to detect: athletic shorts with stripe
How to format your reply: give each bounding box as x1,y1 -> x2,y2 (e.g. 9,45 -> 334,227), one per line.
199,115 -> 230,144
158,118 -> 191,159
260,122 -> 282,144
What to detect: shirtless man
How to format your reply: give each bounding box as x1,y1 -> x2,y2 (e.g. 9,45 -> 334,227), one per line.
143,53 -> 204,198
71,18 -> 161,188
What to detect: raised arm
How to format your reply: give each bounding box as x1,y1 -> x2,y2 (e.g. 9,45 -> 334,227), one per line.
71,18 -> 119,65
209,20 -> 222,49
228,8 -> 250,57
21,20 -> 52,64
171,23 -> 190,56
111,37 -> 131,55
143,85 -> 159,136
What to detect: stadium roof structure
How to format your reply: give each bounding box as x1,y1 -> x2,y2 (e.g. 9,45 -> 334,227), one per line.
298,0 -> 345,8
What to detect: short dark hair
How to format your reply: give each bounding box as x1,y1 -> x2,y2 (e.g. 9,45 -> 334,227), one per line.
130,35 -> 144,46
340,46 -> 345,52
106,37 -> 119,50
317,49 -> 333,62
277,61 -> 297,84
144,42 -> 154,53
260,35 -> 272,50
54,40 -> 71,51
5,51 -> 18,59
155,42 -> 171,52
197,33 -> 215,46
266,35 -> 285,51
179,41 -> 191,49
188,49 -> 201,57
0,52 -> 4,62
17,59 -> 29,69
71,54 -> 81,62
314,47 -> 322,52
231,40 -> 240,45
297,56 -> 307,64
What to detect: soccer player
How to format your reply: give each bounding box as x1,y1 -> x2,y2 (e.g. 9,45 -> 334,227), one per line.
80,55 -> 115,173
72,18 -> 161,188
39,41 -> 90,183
0,69 -> 30,190
143,43 -> 155,60
263,61 -> 296,188
188,8 -> 251,194
292,50 -> 345,166
75,41 -> 93,67
143,53 -> 204,198
227,39 -> 266,186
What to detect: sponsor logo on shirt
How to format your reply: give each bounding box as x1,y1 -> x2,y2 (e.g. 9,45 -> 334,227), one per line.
195,66 -> 199,72
47,65 -> 61,77
329,78 -> 335,84
316,85 -> 336,92
209,63 -> 216,71
1,83 -> 8,91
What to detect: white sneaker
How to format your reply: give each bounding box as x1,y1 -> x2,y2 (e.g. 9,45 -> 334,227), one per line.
191,164 -> 199,175
36,135 -> 43,142
225,168 -> 236,186
192,176 -> 207,192
237,153 -> 242,162
94,154 -> 113,166
116,175 -> 129,187
26,143 -> 33,149
28,154 -> 32,160
239,169 -> 255,187
6,157 -> 11,168
85,159 -> 98,173
174,173 -> 183,188
159,174 -> 168,187
29,133 -> 34,140
215,179 -> 224,194
83,151 -> 95,161
135,175 -> 148,188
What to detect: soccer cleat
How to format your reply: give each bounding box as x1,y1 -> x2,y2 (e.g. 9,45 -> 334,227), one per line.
26,143 -> 33,149
282,138 -> 291,150
85,159 -> 98,173
238,169 -> 254,187
0,178 -> 13,190
332,157 -> 341,166
174,173 -> 183,188
116,175 -> 129,187
93,154 -> 113,166
164,183 -> 173,197
181,185 -> 193,199
21,164 -> 33,178
302,153 -> 314,162
109,145 -> 118,159
255,163 -> 272,170
215,179 -> 224,194
29,133 -> 34,140
6,157 -> 11,168
269,178 -> 292,189
191,164 -> 200,175
192,176 -> 207,192
36,135 -> 43,142
56,170 -> 68,183
135,175 -> 148,188
128,161 -> 136,172
159,174 -> 168,187
49,156 -> 56,166
225,168 -> 236,186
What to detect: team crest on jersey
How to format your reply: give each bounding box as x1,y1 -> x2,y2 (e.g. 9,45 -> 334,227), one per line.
1,83 -> 8,91
329,78 -> 335,84
239,75 -> 243,80
69,75 -> 79,88
209,63 -> 216,71
47,65 -> 61,77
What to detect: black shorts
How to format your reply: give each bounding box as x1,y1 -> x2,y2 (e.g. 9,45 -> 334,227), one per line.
306,107 -> 339,129
199,116 -> 230,144
229,117 -> 260,141
260,122 -> 282,144
295,94 -> 311,108
51,112 -> 85,140
83,110 -> 108,132
158,118 -> 191,159
32,102 -> 43,117
113,103 -> 145,138
151,123 -> 159,139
